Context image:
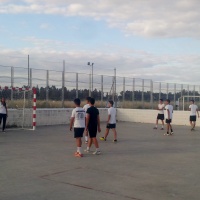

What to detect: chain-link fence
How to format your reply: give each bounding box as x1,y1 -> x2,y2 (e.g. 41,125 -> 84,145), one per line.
0,65 -> 200,109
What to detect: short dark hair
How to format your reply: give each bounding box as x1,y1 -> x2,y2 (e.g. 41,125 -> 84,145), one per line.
109,100 -> 114,106
74,98 -> 80,106
166,99 -> 170,103
190,99 -> 194,103
159,99 -> 163,101
86,97 -> 91,101
89,97 -> 95,105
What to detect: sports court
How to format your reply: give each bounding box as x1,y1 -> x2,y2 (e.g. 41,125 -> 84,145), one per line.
1,122 -> 200,200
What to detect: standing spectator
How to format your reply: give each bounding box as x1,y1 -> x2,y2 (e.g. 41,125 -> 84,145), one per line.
0,97 -> 8,132
189,100 -> 199,131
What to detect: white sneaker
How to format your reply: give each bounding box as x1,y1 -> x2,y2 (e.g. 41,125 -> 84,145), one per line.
93,151 -> 101,155
84,149 -> 90,153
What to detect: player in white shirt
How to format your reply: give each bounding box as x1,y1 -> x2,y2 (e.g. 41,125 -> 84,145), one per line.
164,99 -> 174,136
70,98 -> 85,157
83,97 -> 91,144
100,100 -> 117,142
153,99 -> 165,130
189,100 -> 199,131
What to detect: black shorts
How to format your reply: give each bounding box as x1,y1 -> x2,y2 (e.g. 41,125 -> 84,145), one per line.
190,116 -> 196,122
74,128 -> 84,138
157,114 -> 164,120
165,119 -> 172,124
88,128 -> 97,138
106,123 -> 116,129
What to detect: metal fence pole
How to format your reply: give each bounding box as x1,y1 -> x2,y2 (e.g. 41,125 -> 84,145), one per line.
30,68 -> 32,88
174,83 -> 176,107
166,83 -> 169,99
46,70 -> 49,105
11,66 -> 14,100
62,60 -> 65,107
181,84 -> 183,97
114,68 -> 117,107
132,78 -> 135,108
150,80 -> 153,109
193,85 -> 195,97
89,73 -> 91,97
159,82 -> 161,100
101,75 -> 103,107
187,85 -> 189,102
76,73 -> 78,98
142,79 -> 144,108
123,77 -> 125,107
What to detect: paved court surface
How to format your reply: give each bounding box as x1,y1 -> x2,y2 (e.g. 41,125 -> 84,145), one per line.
1,122 -> 200,200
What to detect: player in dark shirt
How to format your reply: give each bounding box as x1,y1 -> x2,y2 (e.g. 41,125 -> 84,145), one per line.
85,98 -> 101,155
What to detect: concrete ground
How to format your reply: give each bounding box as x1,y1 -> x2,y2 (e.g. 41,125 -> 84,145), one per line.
0,122 -> 200,200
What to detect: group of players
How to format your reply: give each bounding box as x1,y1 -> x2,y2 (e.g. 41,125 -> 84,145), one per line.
153,99 -> 199,135
70,97 -> 117,158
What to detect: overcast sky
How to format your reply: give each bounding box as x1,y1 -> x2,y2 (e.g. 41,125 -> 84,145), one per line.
1,0 -> 200,85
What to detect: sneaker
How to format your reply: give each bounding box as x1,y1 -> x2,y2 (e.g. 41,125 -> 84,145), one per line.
164,133 -> 170,136
100,137 -> 106,141
113,139 -> 117,142
2,130 -> 6,133
84,149 -> 90,153
191,128 -> 195,131
74,152 -> 83,157
93,151 -> 101,155
153,127 -> 157,129
161,128 -> 164,130
170,131 -> 174,135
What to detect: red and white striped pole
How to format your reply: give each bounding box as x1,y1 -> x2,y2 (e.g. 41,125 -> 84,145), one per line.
33,88 -> 37,130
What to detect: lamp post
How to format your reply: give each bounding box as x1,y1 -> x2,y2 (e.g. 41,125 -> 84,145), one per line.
88,62 -> 94,97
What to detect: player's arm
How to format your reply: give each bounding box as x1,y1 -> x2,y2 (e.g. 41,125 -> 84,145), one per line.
85,113 -> 90,131
107,114 -> 111,124
196,109 -> 199,118
97,115 -> 101,133
70,117 -> 74,131
167,109 -> 170,119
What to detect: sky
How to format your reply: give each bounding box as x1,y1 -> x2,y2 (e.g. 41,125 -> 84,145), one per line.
1,0 -> 200,85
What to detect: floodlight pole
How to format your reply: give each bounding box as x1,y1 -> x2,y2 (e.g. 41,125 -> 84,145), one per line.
88,62 -> 94,97
28,55 -> 30,88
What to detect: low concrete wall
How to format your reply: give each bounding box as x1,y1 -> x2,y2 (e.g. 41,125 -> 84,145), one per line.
117,109 -> 193,126
6,108 -> 194,128
6,108 -> 108,127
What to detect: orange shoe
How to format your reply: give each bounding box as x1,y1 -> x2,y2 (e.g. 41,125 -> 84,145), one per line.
74,152 -> 83,157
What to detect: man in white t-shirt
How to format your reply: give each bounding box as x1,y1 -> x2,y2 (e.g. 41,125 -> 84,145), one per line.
83,97 -> 91,143
153,99 -> 165,130
164,99 -> 174,136
70,98 -> 85,157
100,100 -> 117,142
189,100 -> 199,131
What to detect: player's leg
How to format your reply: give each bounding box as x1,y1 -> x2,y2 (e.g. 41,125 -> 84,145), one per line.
92,137 -> 101,155
165,120 -> 170,135
85,129 -> 88,143
100,127 -> 109,141
154,117 -> 158,129
2,114 -> 7,132
169,122 -> 173,134
112,128 -> 117,142
0,114 -> 2,130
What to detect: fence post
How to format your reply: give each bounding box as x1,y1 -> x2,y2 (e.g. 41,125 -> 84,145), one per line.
46,70 -> 49,106
174,83 -> 176,107
89,73 -> 91,97
62,60 -> 65,108
101,75 -> 103,107
193,85 -> 195,97
123,77 -> 125,107
159,82 -> 161,100
187,85 -> 189,102
150,80 -> 153,109
181,84 -> 183,97
166,83 -> 168,99
11,66 -> 14,101
132,78 -> 135,108
142,79 -> 144,108
76,73 -> 78,98
30,68 -> 32,88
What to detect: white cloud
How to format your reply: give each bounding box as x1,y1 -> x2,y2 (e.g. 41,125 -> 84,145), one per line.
1,0 -> 200,38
